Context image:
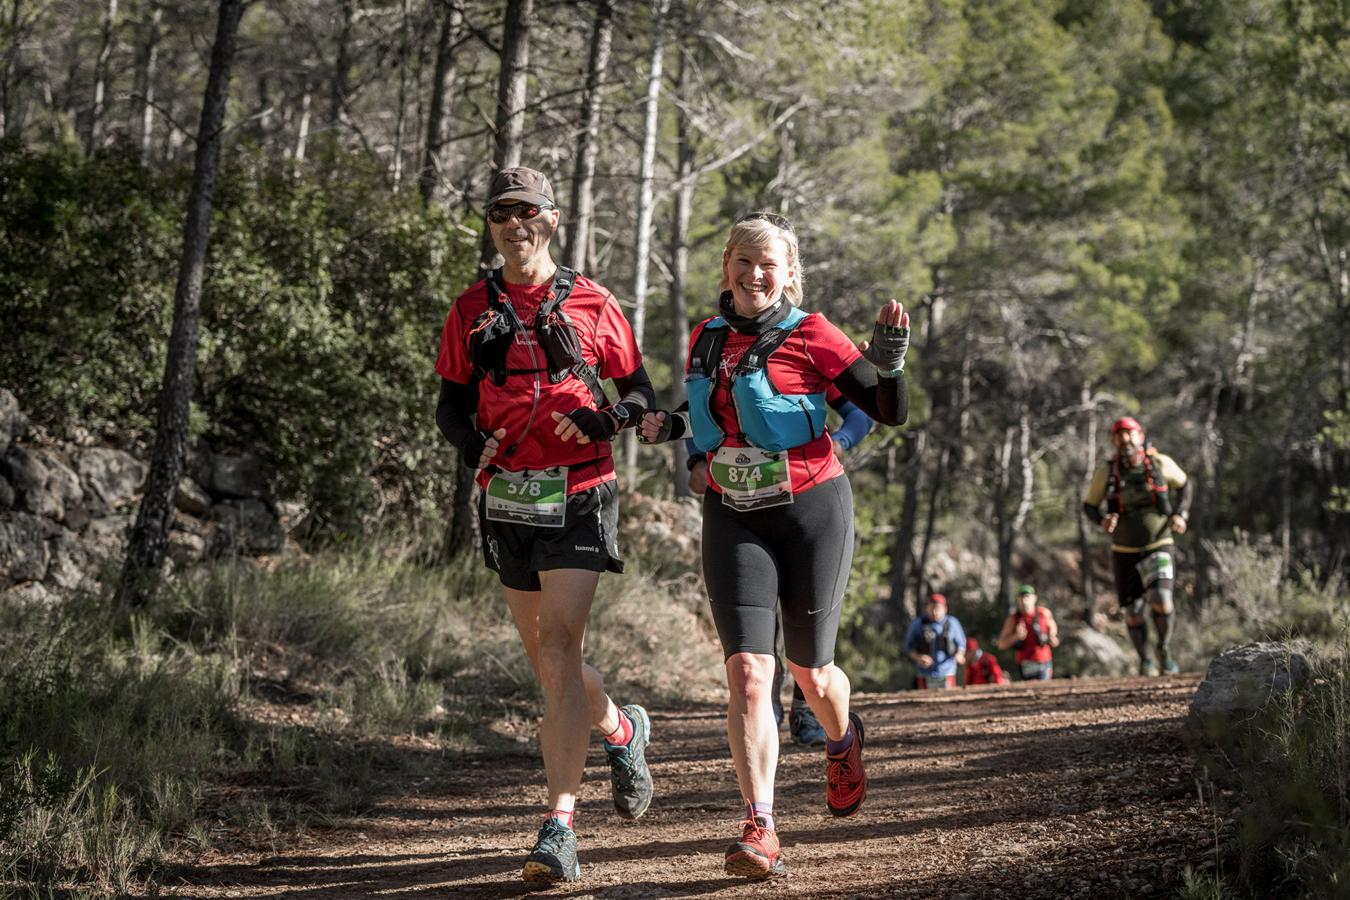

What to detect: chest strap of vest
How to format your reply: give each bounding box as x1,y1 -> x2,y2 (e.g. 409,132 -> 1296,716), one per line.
483,267 -> 609,408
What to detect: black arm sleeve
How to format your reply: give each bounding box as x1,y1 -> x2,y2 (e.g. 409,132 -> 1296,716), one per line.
832,358 -> 908,426
1173,479 -> 1193,519
435,377 -> 480,454
610,364 -> 656,422
1083,502 -> 1103,524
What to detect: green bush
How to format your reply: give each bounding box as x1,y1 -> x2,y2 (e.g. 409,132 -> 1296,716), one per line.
0,140 -> 481,530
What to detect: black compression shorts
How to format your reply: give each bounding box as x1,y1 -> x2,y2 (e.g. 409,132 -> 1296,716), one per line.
477,479 -> 624,591
1112,547 -> 1174,609
701,474 -> 854,668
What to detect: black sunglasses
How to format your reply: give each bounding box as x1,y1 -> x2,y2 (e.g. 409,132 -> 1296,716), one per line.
738,211 -> 796,234
487,203 -> 554,224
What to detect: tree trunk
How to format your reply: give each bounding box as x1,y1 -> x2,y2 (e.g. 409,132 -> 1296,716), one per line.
1075,379 -> 1098,624
116,0 -> 246,609
565,0 -> 613,272
419,0 -> 461,206
293,84 -> 312,163
624,0 -> 670,485
391,0 -> 410,190
993,424 -> 1015,609
87,0 -> 118,154
667,42 -> 692,497
330,0 -> 353,129
131,1 -> 160,161
447,0 -> 533,556
889,429 -> 924,630
0,0 -> 27,139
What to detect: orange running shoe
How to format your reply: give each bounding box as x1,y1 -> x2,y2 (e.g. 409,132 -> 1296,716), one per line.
826,711 -> 867,817
724,816 -> 786,879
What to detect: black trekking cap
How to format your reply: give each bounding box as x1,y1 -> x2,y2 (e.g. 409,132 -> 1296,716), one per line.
487,167 -> 555,208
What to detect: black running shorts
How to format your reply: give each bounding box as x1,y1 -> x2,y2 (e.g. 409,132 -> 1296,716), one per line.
1112,547 -> 1174,609
701,474 -> 854,668
477,479 -> 624,591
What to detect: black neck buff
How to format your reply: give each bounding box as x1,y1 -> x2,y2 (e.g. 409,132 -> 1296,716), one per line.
718,290 -> 791,335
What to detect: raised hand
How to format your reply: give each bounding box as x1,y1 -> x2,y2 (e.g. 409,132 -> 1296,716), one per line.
858,299 -> 911,374
464,427 -> 508,469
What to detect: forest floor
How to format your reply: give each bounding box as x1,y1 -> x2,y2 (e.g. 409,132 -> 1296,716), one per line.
155,674 -> 1216,899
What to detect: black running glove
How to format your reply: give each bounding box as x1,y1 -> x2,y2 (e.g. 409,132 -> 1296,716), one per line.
564,407 -> 617,442
862,322 -> 910,375
460,429 -> 492,469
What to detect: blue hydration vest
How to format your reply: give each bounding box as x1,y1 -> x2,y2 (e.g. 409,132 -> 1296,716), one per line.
685,306 -> 828,453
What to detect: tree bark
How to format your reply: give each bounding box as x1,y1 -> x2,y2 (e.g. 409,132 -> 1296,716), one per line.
667,42 -> 692,497
565,0 -> 613,272
391,0 -> 411,190
293,83 -> 312,163
419,0 -> 461,206
87,0 -> 118,154
625,0 -> 670,485
1075,379 -> 1098,624
330,0 -> 353,129
133,2 -> 162,161
447,0 -> 533,556
1,0 -> 29,139
116,0 -> 246,609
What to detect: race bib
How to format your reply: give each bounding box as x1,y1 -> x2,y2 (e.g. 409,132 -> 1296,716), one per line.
710,446 -> 793,512
485,467 -> 568,527
1136,550 -> 1174,587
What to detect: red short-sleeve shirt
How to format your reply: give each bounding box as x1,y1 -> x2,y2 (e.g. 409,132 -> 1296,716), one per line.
689,311 -> 862,495
436,273 -> 641,494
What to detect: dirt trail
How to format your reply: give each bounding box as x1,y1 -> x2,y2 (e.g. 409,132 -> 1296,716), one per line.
162,675 -> 1212,899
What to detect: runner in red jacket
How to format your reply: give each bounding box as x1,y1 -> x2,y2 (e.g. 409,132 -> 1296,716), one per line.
997,584 -> 1060,681
963,638 -> 1009,686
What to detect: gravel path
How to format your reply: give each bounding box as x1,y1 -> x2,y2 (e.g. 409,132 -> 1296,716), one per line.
160,674 -> 1212,898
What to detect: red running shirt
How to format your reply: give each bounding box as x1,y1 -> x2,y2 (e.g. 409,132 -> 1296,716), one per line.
688,311 -> 862,496
436,274 -> 642,494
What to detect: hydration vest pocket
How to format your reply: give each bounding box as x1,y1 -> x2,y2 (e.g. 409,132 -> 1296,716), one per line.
467,308 -> 515,385
732,374 -> 827,452
536,308 -> 586,384
685,374 -> 723,454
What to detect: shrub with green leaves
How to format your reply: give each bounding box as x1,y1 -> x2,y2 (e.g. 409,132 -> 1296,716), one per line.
0,140 -> 480,530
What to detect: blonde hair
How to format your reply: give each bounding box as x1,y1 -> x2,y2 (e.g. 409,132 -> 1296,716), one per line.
719,214 -> 804,307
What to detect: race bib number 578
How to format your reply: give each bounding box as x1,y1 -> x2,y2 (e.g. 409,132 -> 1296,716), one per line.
485,467 -> 567,527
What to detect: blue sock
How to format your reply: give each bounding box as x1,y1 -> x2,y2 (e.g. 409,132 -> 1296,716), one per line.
826,726 -> 854,756
746,801 -> 774,830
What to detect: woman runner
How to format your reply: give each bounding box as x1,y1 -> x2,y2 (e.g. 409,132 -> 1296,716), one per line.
640,213 -> 909,879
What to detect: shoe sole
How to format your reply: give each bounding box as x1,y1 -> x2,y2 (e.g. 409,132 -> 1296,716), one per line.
614,704 -> 653,821
521,860 -> 580,883
828,712 -> 867,818
725,850 -> 786,879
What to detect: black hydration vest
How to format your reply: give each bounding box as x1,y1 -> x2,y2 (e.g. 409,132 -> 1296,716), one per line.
466,266 -> 608,406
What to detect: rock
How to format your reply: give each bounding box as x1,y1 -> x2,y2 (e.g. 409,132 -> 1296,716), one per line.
0,474 -> 13,510
0,512 -> 52,585
175,477 -> 212,516
208,453 -> 266,500
211,498 -> 284,555
0,389 -> 25,454
173,511 -> 210,536
1058,626 -> 1134,677
1,446 -> 49,514
1,581 -> 54,608
84,514 -> 134,564
167,529 -> 207,566
1186,641 -> 1313,774
44,527 -> 92,591
33,448 -> 85,528
74,447 -> 147,515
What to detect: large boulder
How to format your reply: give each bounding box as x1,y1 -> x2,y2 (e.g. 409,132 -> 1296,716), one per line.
0,512 -> 53,586
83,514 -> 134,564
207,453 -> 267,500
74,447 -> 147,516
1186,641 -> 1313,760
210,498 -> 284,555
1,446 -> 49,515
33,448 -> 86,529
0,389 -> 25,455
0,474 -> 13,510
175,477 -> 212,516
1057,626 -> 1134,677
44,526 -> 94,592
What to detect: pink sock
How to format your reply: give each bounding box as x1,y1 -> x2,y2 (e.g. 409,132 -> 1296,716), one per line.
547,808 -> 575,829
603,709 -> 633,746
745,801 -> 774,830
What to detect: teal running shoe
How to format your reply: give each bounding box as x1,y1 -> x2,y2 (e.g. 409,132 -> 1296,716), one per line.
605,704 -> 653,820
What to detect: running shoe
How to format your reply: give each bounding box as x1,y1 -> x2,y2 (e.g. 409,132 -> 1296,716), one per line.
1160,652 -> 1180,675
724,816 -> 786,879
521,818 -> 580,883
605,704 -> 653,820
1139,657 -> 1160,677
826,711 -> 867,817
789,707 -> 827,747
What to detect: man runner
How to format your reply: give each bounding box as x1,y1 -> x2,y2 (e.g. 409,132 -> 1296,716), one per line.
1082,416 -> 1192,675
434,167 -> 657,883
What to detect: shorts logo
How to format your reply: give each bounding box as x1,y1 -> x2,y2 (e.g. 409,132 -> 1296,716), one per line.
574,544 -> 600,553
486,535 -> 501,568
